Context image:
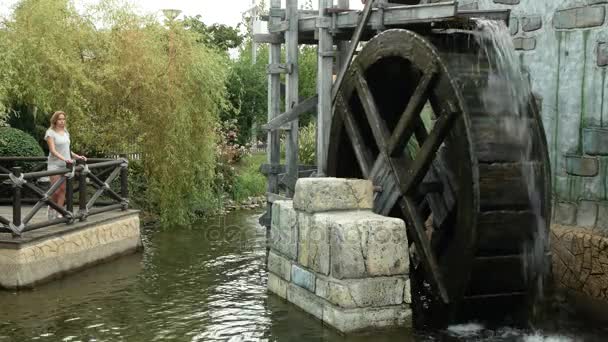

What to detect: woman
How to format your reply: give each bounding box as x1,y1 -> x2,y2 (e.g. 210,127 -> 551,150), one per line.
45,111 -> 86,219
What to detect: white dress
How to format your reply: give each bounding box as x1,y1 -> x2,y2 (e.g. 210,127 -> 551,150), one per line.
45,129 -> 71,171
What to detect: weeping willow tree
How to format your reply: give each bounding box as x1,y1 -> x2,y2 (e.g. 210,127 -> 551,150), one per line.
0,0 -> 230,225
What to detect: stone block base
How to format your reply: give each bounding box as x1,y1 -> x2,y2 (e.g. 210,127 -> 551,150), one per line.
0,211 -> 142,289
268,279 -> 411,333
268,178 -> 411,333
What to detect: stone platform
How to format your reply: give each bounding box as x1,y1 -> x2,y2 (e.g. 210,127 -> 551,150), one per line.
0,206 -> 142,289
267,178 -> 411,333
551,224 -> 608,321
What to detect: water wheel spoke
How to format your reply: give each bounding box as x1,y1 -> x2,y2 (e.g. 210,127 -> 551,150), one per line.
401,110 -> 459,195
338,96 -> 374,178
353,67 -> 390,150
401,195 -> 449,304
388,69 -> 438,157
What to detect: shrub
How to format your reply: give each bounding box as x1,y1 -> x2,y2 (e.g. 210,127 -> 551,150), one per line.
299,122 -> 316,166
0,127 -> 44,171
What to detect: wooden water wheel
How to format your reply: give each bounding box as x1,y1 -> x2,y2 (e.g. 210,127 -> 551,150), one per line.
327,28 -> 552,328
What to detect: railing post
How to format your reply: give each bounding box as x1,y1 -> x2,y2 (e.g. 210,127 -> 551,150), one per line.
65,163 -> 74,223
78,160 -> 88,221
120,158 -> 129,210
11,167 -> 22,235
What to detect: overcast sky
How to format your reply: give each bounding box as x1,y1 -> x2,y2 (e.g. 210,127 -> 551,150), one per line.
0,1 -> 363,26
0,0 -> 258,26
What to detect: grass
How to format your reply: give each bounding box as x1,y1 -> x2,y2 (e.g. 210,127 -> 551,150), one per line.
231,151 -> 267,202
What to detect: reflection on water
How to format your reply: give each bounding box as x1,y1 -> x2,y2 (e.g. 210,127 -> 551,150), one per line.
0,210 -> 605,341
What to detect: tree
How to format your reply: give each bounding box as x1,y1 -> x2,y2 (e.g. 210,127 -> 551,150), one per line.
0,0 -> 230,225
182,15 -> 244,52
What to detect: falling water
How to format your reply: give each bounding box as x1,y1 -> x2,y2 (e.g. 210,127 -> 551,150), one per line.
472,19 -> 550,303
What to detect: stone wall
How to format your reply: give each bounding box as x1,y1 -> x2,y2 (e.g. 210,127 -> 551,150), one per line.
267,178 -> 412,333
0,212 -> 142,289
551,225 -> 608,318
471,0 -> 608,321
469,0 -> 608,226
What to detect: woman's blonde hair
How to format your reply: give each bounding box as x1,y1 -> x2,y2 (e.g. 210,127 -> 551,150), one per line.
49,111 -> 67,129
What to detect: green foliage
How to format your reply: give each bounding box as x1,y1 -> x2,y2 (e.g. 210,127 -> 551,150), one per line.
223,43 -> 269,144
0,0 -> 229,225
231,152 -> 266,203
298,121 -> 316,165
0,127 -> 43,157
183,15 -> 244,52
0,127 -> 44,171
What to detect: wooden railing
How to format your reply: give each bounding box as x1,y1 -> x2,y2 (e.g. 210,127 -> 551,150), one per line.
0,157 -> 129,236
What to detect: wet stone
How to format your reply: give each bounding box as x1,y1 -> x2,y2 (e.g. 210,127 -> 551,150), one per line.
597,203 -> 608,231
577,201 -> 599,228
268,272 -> 288,299
522,15 -> 542,32
513,37 -> 536,51
555,202 -> 577,226
598,42 -> 608,67
564,155 -> 599,177
329,211 -> 409,279
583,127 -> 608,155
270,201 -> 298,260
291,264 -> 316,292
315,275 -> 405,309
554,6 -> 606,29
493,0 -> 519,4
293,178 -> 374,213
510,17 -> 519,36
267,250 -> 292,281
297,212 -> 330,275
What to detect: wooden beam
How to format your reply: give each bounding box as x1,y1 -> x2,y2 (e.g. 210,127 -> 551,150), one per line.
316,0 -> 334,177
263,0 -> 283,229
401,195 -> 450,304
401,110 -> 459,195
299,2 -> 458,33
263,95 -> 318,131
253,33 -> 284,44
267,63 -> 293,74
269,20 -> 290,33
267,192 -> 291,203
330,0 -> 375,104
285,0 -> 299,198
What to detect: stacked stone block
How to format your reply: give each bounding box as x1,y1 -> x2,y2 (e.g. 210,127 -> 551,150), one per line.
551,225 -> 608,304
267,178 -> 411,333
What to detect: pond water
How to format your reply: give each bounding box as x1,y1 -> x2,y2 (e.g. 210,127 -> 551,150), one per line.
0,210 -> 606,341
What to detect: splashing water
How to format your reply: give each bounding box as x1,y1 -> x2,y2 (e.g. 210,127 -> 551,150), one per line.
473,19 -> 550,304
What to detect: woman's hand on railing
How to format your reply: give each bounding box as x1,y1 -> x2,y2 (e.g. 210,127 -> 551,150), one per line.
73,154 -> 87,162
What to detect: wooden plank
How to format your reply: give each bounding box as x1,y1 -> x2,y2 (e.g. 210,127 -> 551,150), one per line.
267,63 -> 292,74
467,255 -> 528,296
263,96 -> 318,131
478,162 -> 542,211
330,0 -> 375,104
338,96 -> 373,178
253,33 -> 284,44
457,9 -> 510,23
401,110 -> 458,195
285,0 -> 299,198
353,67 -> 389,151
388,69 -> 437,156
267,192 -> 290,203
269,20 -> 290,33
401,195 -> 449,304
260,164 -> 317,176
263,0 -> 283,228
316,0 -> 334,177
476,210 -> 537,256
298,2 -> 458,34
